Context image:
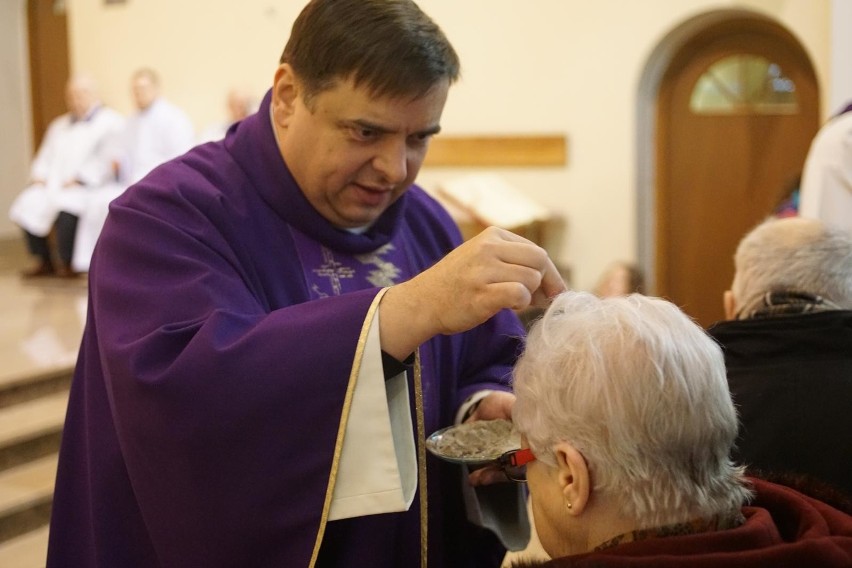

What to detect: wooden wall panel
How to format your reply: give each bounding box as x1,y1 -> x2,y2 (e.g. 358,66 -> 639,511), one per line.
423,135 -> 567,167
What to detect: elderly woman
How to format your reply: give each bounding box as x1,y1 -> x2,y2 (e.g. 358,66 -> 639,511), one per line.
500,291 -> 852,567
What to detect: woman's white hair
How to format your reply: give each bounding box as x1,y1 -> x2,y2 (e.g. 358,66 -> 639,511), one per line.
512,291 -> 752,528
732,217 -> 852,315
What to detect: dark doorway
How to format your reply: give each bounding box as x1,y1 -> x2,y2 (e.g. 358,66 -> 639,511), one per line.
28,0 -> 71,149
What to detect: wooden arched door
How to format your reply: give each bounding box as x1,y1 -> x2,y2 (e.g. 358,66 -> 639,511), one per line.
655,17 -> 819,328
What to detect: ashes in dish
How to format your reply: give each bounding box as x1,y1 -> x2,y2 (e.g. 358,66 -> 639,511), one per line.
426,419 -> 521,463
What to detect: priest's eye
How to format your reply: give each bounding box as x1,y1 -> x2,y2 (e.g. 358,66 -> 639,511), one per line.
408,132 -> 433,149
349,126 -> 379,142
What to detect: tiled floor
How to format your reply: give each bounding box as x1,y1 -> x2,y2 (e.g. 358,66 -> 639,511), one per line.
0,272 -> 87,392
0,243 -> 84,567
0,526 -> 49,568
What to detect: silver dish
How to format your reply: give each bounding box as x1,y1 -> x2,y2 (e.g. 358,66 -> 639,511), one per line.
425,420 -> 520,465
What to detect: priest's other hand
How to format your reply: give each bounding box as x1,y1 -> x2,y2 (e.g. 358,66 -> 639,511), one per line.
380,226 -> 566,360
467,462 -> 513,487
462,391 -> 515,424
463,391 -> 516,486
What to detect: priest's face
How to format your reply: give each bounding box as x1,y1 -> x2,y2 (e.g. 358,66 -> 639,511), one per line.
271,65 -> 448,229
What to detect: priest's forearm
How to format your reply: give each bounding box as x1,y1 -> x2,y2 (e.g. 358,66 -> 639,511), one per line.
378,281 -> 438,360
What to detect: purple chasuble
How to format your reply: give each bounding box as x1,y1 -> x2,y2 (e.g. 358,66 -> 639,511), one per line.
291,228 -> 413,297
47,90 -> 523,568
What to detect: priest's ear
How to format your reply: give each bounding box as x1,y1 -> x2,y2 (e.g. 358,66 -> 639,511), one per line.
272,64 -> 300,126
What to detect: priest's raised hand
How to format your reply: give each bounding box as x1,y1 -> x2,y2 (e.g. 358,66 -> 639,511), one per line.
380,226 -> 566,360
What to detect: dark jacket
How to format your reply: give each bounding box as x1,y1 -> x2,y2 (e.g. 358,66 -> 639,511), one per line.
708,310 -> 852,496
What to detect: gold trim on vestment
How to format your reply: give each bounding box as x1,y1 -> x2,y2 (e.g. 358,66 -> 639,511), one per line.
308,288 -> 389,568
414,349 -> 428,568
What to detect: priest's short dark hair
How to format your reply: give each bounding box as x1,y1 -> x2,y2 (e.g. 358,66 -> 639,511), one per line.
280,0 -> 460,105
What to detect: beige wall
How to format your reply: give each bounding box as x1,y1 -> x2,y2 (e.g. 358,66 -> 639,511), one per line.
3,1 -> 836,289
830,0 -> 852,113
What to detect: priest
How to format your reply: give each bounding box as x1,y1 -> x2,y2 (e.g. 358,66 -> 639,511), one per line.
46,1 -> 565,567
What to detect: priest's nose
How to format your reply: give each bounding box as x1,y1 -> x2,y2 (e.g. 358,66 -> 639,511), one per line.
372,139 -> 408,185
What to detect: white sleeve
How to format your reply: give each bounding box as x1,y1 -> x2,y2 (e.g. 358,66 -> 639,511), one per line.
30,118 -> 64,181
454,390 -> 497,425
328,304 -> 417,520
800,115 -> 852,228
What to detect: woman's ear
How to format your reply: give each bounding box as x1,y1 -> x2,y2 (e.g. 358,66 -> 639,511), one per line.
723,290 -> 737,320
271,63 -> 299,127
553,441 -> 590,516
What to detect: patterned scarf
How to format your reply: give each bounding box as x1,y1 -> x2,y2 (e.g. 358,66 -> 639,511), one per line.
739,290 -> 841,320
593,511 -> 745,551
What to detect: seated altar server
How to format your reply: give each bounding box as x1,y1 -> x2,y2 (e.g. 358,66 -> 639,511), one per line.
70,67 -> 196,273
9,74 -> 123,278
